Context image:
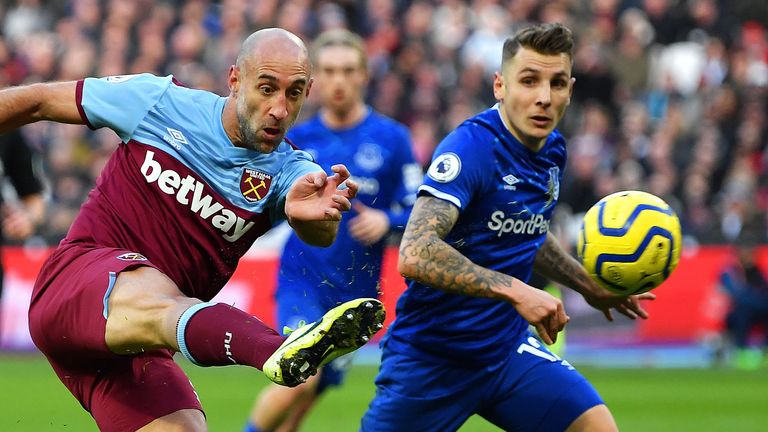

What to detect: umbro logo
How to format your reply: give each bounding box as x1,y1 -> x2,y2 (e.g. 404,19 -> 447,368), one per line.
165,127 -> 189,150
502,174 -> 520,190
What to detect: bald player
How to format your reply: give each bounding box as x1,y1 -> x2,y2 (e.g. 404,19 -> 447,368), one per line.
0,28 -> 384,431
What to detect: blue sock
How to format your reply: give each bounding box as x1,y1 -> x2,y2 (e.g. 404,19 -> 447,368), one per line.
243,422 -> 264,432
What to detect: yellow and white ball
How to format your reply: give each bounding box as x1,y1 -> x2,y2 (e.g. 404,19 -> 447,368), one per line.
578,191 -> 682,295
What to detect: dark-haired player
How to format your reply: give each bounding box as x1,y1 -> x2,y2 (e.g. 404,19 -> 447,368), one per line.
362,23 -> 653,432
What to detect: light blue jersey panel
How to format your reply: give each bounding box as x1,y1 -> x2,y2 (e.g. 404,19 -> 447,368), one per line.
386,105 -> 567,365
81,74 -> 318,222
80,74 -> 169,141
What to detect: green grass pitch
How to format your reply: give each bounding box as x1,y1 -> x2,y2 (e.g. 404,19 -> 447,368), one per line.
1,353 -> 766,431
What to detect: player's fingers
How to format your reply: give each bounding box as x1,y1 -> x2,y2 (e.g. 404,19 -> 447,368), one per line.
628,296 -> 650,319
331,195 -> 352,211
602,308 -> 614,322
331,164 -> 350,181
637,292 -> 656,301
616,303 -> 638,320
352,200 -> 367,212
535,323 -> 554,345
555,303 -> 569,332
343,179 -> 358,198
543,314 -> 561,344
347,220 -> 366,238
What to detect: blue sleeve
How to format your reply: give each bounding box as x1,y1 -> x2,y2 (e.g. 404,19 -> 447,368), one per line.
80,74 -> 172,142
418,124 -> 487,211
385,125 -> 421,231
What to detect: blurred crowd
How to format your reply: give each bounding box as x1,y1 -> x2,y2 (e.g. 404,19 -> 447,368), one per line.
1,0 -> 767,247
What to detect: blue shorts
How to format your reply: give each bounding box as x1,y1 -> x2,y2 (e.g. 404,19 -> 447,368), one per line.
275,283 -> 355,393
361,331 -> 603,432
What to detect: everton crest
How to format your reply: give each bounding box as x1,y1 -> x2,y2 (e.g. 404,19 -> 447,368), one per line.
241,168 -> 272,202
544,166 -> 560,209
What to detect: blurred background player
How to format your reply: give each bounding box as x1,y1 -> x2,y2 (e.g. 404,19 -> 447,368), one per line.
0,128 -> 45,335
719,243 -> 768,369
246,29 -> 420,432
362,23 -> 654,432
1,28 -> 384,431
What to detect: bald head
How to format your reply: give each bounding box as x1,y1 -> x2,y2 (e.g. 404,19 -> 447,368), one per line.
223,27 -> 313,153
237,28 -> 311,72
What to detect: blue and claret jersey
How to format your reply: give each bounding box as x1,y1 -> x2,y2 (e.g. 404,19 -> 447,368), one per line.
65,73 -> 319,300
385,104 -> 567,365
277,109 -> 420,311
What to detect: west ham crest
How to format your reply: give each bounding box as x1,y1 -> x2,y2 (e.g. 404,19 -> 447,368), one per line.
241,168 -> 272,202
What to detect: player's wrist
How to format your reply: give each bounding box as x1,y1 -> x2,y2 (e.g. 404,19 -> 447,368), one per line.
504,277 -> 533,305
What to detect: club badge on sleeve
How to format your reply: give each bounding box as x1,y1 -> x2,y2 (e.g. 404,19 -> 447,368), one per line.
427,152 -> 461,183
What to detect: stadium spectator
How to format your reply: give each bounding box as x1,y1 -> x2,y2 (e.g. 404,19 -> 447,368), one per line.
719,244 -> 768,369
361,23 -> 654,431
0,28 -> 385,431
0,128 -> 45,335
1,1 -> 766,248
245,28 -> 420,432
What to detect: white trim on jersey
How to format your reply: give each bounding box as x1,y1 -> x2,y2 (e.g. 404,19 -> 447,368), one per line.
418,185 -> 462,209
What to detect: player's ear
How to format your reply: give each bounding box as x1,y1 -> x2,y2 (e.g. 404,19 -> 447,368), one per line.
567,77 -> 575,105
228,65 -> 240,94
305,77 -> 313,99
493,71 -> 505,101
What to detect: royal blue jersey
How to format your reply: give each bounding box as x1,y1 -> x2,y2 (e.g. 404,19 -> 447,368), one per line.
67,73 -> 319,300
384,104 -> 567,365
276,108 -> 420,310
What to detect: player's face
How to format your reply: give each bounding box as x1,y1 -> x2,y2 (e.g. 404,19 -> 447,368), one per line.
230,53 -> 312,153
314,45 -> 367,115
493,47 -> 574,152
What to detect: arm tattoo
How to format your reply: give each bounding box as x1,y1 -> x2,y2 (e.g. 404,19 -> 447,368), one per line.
399,196 -> 512,299
533,232 -> 593,293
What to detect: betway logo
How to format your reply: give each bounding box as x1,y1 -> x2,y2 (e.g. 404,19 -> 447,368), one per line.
141,151 -> 254,242
487,211 -> 549,237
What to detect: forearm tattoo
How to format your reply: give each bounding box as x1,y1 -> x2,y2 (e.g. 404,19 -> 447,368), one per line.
399,196 -> 510,298
534,233 -> 592,291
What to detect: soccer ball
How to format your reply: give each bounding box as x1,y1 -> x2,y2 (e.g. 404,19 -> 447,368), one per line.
577,190 -> 682,295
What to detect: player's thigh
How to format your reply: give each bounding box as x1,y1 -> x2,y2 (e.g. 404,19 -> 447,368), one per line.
361,349 -> 481,432
104,265 -> 199,353
138,409 -> 206,432
566,404 -> 617,432
89,350 -> 204,432
479,332 -> 605,432
29,245 -> 164,360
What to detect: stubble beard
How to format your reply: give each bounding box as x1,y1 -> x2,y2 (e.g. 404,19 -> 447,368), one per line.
236,98 -> 273,154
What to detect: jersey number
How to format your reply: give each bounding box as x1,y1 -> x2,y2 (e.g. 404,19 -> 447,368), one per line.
516,336 -> 574,370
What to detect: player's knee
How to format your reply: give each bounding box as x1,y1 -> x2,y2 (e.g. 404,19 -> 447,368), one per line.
566,404 -> 618,432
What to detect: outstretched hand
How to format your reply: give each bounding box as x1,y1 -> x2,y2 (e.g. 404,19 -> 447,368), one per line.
285,164 -> 358,223
583,288 -> 656,322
